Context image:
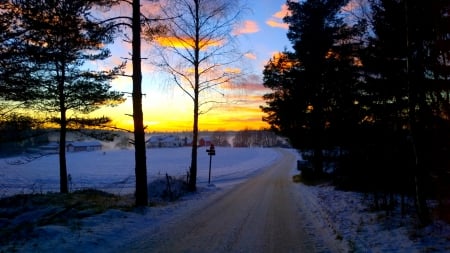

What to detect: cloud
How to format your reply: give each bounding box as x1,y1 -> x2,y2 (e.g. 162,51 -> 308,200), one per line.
266,4 -> 290,29
232,20 -> 260,35
266,20 -> 289,29
140,1 -> 162,16
342,0 -> 366,13
155,36 -> 224,49
244,53 -> 257,60
221,74 -> 271,97
273,4 -> 291,19
224,67 -> 242,74
236,82 -> 268,93
268,51 -> 297,70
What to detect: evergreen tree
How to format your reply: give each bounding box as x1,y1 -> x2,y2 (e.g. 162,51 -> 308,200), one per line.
0,0 -> 124,193
262,0 -> 365,175
361,0 -> 450,225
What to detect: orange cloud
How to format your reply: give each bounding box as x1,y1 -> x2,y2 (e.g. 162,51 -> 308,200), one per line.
266,20 -> 289,29
266,4 -> 290,29
342,0 -> 363,12
155,36 -> 224,49
244,52 -> 257,60
224,67 -> 242,74
233,20 -> 260,35
274,4 -> 291,19
268,52 -> 298,70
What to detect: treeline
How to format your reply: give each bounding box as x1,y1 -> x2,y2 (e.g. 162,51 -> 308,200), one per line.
209,129 -> 280,147
262,0 -> 450,225
0,114 -> 44,156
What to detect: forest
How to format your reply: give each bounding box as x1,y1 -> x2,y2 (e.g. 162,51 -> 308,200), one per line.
261,0 -> 450,225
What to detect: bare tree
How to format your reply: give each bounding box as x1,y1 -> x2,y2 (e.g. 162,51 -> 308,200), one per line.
147,0 -> 246,191
233,128 -> 252,147
211,130 -> 230,147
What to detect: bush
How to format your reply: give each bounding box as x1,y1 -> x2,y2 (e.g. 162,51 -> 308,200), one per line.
148,174 -> 189,202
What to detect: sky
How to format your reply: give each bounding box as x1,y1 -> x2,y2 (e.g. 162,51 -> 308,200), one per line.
91,0 -> 292,132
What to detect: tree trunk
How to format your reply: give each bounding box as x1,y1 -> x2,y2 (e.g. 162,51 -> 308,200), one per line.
59,109 -> 68,194
58,63 -> 68,194
188,0 -> 200,192
132,0 -> 148,206
311,103 -> 324,176
405,0 -> 429,224
188,97 -> 199,192
410,134 -> 430,225
188,54 -> 200,191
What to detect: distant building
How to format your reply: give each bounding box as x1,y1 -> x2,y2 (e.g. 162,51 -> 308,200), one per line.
37,142 -> 59,154
147,135 -> 184,148
66,141 -> 102,152
199,137 -> 212,147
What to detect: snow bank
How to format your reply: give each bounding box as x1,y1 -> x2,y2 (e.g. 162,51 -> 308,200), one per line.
293,180 -> 450,252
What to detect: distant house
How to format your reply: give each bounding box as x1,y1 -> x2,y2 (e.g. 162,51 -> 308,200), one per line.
66,141 -> 102,152
38,142 -> 59,154
199,137 -> 212,147
147,135 -> 184,148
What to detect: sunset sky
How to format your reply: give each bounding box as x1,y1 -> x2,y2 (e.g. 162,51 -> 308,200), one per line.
92,0 -> 291,132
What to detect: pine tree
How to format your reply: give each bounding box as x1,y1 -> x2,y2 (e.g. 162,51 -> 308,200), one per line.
262,0 -> 365,175
0,0 -> 124,193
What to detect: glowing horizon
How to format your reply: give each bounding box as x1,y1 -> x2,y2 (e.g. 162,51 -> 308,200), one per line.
95,1 -> 291,132
92,103 -> 271,132
92,73 -> 273,132
19,1 -> 290,133
82,1 -> 291,132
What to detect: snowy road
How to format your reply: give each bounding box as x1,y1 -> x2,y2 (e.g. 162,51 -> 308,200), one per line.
122,149 -> 316,252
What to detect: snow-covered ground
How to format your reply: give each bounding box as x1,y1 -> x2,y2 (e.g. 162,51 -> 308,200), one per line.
1,147 -> 449,252
0,147 -> 280,197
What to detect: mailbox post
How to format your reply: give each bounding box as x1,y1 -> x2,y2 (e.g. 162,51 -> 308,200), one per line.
206,144 -> 215,184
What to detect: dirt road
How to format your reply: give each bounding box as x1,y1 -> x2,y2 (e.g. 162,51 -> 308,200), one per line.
125,149 -> 316,252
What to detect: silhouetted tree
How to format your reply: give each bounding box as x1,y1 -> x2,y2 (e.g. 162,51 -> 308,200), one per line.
150,0 -> 246,191
362,0 -> 450,225
130,0 -> 149,206
90,0 -> 165,206
0,0 -> 125,193
263,0 -> 365,175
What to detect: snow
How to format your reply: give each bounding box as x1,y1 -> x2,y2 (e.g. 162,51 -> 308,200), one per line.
0,147 -> 280,196
1,147 -> 449,252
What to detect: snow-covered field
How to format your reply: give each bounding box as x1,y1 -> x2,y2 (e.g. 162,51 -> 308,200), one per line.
0,147 -> 280,197
1,147 -> 449,252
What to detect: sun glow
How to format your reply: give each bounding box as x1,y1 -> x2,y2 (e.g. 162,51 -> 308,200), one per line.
93,102 -> 269,132
3,1 -> 290,133
155,36 -> 224,50
91,76 -> 270,132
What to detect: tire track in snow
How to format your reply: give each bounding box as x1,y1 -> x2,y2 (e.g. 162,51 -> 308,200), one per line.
122,148 -> 316,253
